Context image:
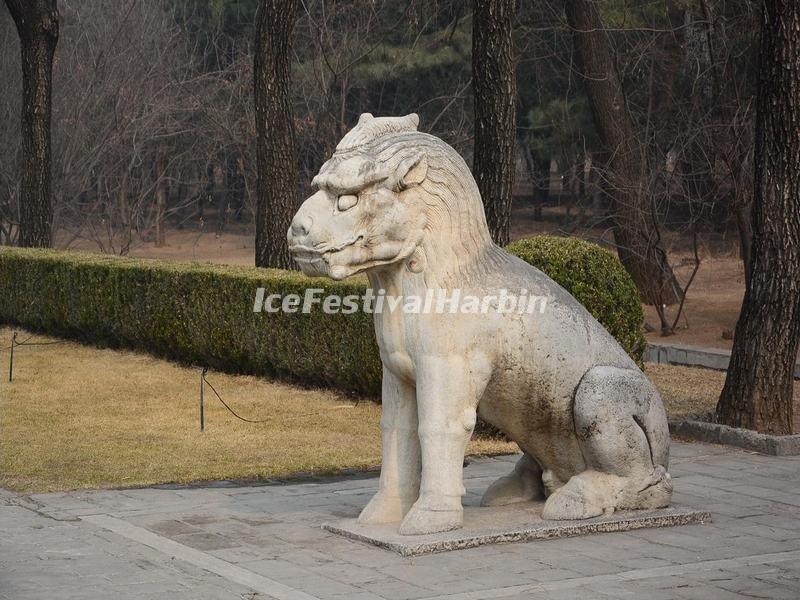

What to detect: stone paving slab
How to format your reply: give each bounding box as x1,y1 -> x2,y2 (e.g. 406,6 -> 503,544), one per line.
325,505 -> 711,556
2,441 -> 800,599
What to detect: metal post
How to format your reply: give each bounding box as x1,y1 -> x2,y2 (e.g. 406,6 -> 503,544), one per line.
8,331 -> 16,383
200,367 -> 206,432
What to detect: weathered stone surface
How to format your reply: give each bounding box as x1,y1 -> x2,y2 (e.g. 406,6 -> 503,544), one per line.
288,113 -> 676,535
324,504 -> 711,556
670,419 -> 800,455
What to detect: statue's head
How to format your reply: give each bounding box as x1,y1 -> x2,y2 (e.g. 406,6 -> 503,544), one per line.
288,113 -> 493,281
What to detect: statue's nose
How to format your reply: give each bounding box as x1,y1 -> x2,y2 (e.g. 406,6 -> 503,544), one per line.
290,213 -> 313,238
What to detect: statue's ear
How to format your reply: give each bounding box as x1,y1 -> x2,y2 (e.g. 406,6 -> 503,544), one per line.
394,153 -> 428,191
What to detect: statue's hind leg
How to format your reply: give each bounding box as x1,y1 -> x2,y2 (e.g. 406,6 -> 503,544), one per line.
481,453 -> 545,507
542,366 -> 672,520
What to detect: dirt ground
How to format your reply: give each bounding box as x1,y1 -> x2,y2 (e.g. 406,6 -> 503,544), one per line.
641,253 -> 744,350
509,204 -> 747,350
63,224 -> 258,267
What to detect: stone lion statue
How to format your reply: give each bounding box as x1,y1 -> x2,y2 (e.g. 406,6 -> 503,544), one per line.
288,113 -> 672,535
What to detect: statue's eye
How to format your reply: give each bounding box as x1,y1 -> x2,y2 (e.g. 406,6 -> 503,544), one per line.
337,194 -> 358,212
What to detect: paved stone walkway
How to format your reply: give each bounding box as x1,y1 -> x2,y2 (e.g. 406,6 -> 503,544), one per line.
2,441 -> 799,599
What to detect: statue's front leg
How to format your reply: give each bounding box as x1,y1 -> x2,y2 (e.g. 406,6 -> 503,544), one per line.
399,355 -> 489,535
358,367 -> 420,524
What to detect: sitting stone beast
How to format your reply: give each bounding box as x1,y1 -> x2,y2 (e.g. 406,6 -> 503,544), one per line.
288,113 -> 672,535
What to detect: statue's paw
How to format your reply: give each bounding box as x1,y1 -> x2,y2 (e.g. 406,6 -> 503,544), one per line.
358,492 -> 414,525
398,496 -> 463,535
481,472 -> 544,507
541,476 -> 606,520
624,466 -> 673,510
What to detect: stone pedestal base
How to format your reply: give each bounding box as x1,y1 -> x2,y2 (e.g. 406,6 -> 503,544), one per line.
324,504 -> 710,556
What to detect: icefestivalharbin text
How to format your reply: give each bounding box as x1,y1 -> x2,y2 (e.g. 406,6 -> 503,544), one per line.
252,287 -> 548,315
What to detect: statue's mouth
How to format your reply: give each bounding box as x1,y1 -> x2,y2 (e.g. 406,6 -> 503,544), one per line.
291,253 -> 326,269
289,235 -> 364,268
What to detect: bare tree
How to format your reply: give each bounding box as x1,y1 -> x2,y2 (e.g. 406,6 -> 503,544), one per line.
3,0 -> 58,247
0,1 -> 481,253
716,0 -> 800,435
0,0 -> 763,296
687,0 -> 756,281
565,0 -> 681,330
254,0 -> 299,269
472,0 -> 517,246
154,151 -> 167,248
0,0 -> 239,253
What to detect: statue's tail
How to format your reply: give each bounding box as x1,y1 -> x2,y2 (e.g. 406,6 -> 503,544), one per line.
631,385 -> 673,509
640,385 -> 671,470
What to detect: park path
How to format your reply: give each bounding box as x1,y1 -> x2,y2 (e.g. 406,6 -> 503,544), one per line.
2,441 -> 799,599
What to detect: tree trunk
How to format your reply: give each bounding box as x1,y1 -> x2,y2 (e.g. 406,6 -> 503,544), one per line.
5,0 -> 59,248
565,0 -> 680,308
253,0 -> 298,269
716,0 -> 800,435
472,0 -> 517,247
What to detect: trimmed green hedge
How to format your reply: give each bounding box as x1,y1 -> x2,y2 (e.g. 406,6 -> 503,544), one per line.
0,237 -> 644,396
507,236 -> 646,365
0,248 -> 383,394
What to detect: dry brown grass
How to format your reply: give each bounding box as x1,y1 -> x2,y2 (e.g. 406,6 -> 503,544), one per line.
0,327 -> 514,493
5,327 -> 794,494
644,363 -> 726,419
645,362 -> 800,420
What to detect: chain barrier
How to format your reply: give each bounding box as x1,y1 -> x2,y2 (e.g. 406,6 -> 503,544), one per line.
198,366 -> 360,431
3,331 -> 361,429
4,331 -> 67,382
